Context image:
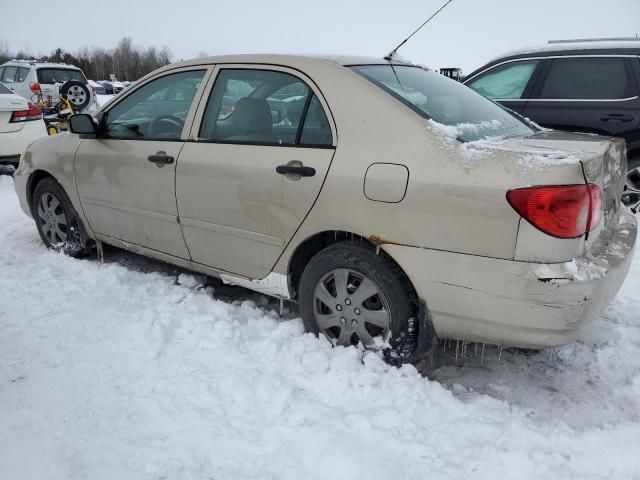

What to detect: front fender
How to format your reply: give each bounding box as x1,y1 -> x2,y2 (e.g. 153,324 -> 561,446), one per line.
13,134 -> 95,238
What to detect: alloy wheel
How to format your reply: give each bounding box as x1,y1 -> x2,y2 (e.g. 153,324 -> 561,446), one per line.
313,268 -> 390,347
37,192 -> 68,245
66,85 -> 87,106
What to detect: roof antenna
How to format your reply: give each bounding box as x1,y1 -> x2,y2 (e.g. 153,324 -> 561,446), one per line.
384,0 -> 454,61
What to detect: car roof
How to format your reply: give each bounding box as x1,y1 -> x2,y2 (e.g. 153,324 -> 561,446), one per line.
498,41 -> 640,60
0,60 -> 83,70
161,53 -> 413,71
465,40 -> 640,81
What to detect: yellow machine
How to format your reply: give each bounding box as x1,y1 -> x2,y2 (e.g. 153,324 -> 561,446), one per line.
32,89 -> 81,135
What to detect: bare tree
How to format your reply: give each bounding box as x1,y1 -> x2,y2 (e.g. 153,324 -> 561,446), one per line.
0,37 -> 173,81
0,39 -> 10,64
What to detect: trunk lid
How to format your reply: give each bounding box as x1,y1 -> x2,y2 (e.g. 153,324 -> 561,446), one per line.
0,93 -> 27,133
516,130 -> 626,225
471,130 -> 625,261
502,130 -> 626,256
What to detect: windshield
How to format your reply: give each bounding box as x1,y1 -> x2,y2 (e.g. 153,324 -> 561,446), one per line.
37,68 -> 87,84
350,65 -> 535,142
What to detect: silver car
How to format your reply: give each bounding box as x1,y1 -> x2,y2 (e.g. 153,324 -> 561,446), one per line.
13,54 -> 637,363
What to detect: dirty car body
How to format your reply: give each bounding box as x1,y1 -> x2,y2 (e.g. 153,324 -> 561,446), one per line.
13,54 -> 637,359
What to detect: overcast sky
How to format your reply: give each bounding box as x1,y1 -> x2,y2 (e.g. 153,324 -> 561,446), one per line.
1,0 -> 639,74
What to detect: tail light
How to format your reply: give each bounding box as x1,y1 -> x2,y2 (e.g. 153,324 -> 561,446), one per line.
507,184 -> 603,239
29,82 -> 42,94
10,102 -> 43,123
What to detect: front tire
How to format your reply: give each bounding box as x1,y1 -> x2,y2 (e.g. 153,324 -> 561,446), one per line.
299,242 -> 418,364
32,177 -> 90,257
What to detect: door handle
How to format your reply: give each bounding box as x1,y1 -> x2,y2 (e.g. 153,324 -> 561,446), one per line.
148,152 -> 174,166
600,113 -> 634,122
276,164 -> 316,177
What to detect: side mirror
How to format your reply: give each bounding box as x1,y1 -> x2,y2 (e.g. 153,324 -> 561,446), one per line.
69,114 -> 97,138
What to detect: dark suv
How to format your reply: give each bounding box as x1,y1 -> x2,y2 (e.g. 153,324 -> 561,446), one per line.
463,40 -> 640,170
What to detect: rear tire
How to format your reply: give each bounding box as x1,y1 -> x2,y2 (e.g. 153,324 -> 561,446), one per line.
32,177 -> 90,257
299,242 -> 418,364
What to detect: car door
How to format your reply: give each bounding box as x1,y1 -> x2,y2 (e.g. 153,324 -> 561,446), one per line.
74,67 -> 210,259
522,56 -> 640,139
176,65 -> 336,279
464,58 -> 542,114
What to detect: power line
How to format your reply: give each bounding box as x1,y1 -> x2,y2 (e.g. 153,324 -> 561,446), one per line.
385,0 -> 455,60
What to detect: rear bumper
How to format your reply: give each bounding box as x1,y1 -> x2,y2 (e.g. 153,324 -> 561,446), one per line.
0,121 -> 47,161
384,208 -> 637,348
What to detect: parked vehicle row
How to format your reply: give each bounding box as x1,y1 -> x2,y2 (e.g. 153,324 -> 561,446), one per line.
97,80 -> 124,95
464,40 -> 640,171
98,80 -> 134,95
0,60 -> 97,112
88,80 -> 106,95
13,54 -> 636,364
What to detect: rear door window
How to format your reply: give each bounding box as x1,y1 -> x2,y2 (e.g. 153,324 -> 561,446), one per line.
199,69 -> 312,145
37,68 -> 87,84
539,57 -> 632,99
1,66 -> 18,84
0,82 -> 13,94
16,67 -> 29,82
467,60 -> 539,99
299,95 -> 333,146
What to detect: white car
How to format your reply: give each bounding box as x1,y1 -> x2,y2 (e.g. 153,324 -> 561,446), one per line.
0,60 -> 97,112
0,82 -> 47,168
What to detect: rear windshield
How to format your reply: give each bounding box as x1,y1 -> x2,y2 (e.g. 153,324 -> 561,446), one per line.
350,65 -> 535,142
37,68 -> 86,84
0,82 -> 12,94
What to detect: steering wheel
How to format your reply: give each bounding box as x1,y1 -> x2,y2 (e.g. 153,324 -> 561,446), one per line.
149,114 -> 185,137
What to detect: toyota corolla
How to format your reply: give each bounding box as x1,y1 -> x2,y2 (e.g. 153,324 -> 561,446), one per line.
13,54 -> 637,363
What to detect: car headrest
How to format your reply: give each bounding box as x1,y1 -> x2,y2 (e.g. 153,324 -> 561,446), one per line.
233,97 -> 272,135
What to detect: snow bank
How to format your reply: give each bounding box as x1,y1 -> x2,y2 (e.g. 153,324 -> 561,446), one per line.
1,175 -> 639,479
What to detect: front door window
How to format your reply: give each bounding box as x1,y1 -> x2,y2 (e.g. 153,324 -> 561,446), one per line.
104,70 -> 205,140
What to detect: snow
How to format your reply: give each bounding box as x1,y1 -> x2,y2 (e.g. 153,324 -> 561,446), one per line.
426,118 -> 585,169
1,174 -> 640,479
565,257 -> 607,281
95,94 -> 115,109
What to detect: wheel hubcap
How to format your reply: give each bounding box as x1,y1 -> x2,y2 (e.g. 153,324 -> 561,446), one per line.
67,85 -> 86,105
37,192 -> 68,245
312,268 -> 390,347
